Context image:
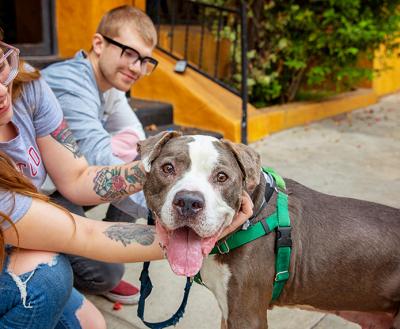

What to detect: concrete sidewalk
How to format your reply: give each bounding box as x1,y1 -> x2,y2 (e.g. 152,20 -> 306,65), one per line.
86,93 -> 400,328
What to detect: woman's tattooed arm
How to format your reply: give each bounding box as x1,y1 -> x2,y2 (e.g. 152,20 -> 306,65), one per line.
103,223 -> 155,247
51,119 -> 82,158
46,118 -> 147,205
93,161 -> 147,201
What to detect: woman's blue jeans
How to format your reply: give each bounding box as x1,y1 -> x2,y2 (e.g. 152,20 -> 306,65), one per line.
0,249 -> 84,329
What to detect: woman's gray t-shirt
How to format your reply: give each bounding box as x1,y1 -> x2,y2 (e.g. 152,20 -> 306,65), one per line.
0,77 -> 63,229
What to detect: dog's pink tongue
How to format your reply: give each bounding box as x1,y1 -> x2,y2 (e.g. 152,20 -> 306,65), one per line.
167,227 -> 204,277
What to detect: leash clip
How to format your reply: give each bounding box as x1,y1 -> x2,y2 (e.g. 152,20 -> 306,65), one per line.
216,240 -> 230,254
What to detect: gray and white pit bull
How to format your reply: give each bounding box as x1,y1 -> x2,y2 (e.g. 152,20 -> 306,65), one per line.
138,131 -> 400,329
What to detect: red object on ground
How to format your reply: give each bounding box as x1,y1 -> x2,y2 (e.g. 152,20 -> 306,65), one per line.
113,301 -> 122,311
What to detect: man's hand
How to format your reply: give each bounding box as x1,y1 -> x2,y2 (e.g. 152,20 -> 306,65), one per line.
219,191 -> 253,239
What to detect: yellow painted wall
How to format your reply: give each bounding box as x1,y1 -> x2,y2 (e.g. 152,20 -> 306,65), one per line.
373,44 -> 400,96
56,0 -> 144,57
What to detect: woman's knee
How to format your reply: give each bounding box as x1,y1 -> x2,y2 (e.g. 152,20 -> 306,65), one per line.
7,249 -> 61,276
7,250 -> 73,299
1,251 -> 74,328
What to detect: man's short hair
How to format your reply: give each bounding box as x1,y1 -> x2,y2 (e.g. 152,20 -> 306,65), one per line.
97,5 -> 157,47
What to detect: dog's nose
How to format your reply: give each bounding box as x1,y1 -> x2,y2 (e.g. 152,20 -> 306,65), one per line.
173,190 -> 205,217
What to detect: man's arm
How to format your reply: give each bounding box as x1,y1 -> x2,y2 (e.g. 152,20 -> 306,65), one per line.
57,92 -> 124,166
42,61 -> 123,166
103,89 -> 145,139
103,89 -> 146,163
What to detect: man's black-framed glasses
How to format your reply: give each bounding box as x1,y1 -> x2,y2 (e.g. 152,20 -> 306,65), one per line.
101,34 -> 158,76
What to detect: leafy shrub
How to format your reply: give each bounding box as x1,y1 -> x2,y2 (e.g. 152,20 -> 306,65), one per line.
207,0 -> 400,107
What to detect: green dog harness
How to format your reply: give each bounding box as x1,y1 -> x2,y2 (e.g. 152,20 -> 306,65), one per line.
195,167 -> 292,302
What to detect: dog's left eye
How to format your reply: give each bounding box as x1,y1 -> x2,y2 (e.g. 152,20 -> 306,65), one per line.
216,172 -> 228,182
162,163 -> 175,174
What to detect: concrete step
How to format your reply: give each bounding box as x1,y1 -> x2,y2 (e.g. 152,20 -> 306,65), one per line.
130,98 -> 223,139
131,98 -> 174,127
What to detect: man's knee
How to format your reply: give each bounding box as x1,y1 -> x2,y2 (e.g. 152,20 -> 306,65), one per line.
89,262 -> 124,292
68,256 -> 124,293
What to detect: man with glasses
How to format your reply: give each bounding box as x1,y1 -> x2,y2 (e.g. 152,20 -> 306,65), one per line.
42,5 -> 158,305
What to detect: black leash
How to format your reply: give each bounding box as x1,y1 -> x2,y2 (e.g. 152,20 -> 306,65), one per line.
137,211 -> 193,329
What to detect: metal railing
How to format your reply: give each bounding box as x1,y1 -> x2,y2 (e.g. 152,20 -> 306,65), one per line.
147,0 -> 248,143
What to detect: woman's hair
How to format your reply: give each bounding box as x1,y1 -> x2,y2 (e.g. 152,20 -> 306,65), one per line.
0,27 -> 41,100
0,151 -> 51,268
12,60 -> 41,100
0,151 -> 74,269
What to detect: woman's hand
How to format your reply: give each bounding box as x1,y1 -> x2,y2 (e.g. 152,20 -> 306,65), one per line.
219,191 -> 254,239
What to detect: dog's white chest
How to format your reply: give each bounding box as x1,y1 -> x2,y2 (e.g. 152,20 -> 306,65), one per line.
200,256 -> 232,321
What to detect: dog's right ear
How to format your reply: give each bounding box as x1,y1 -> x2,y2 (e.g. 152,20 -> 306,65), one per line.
138,131 -> 182,172
221,139 -> 261,195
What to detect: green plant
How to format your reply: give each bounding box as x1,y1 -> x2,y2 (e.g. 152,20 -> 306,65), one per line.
206,0 -> 400,107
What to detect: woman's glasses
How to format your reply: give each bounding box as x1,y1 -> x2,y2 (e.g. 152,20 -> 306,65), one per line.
0,41 -> 20,87
101,34 -> 158,76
